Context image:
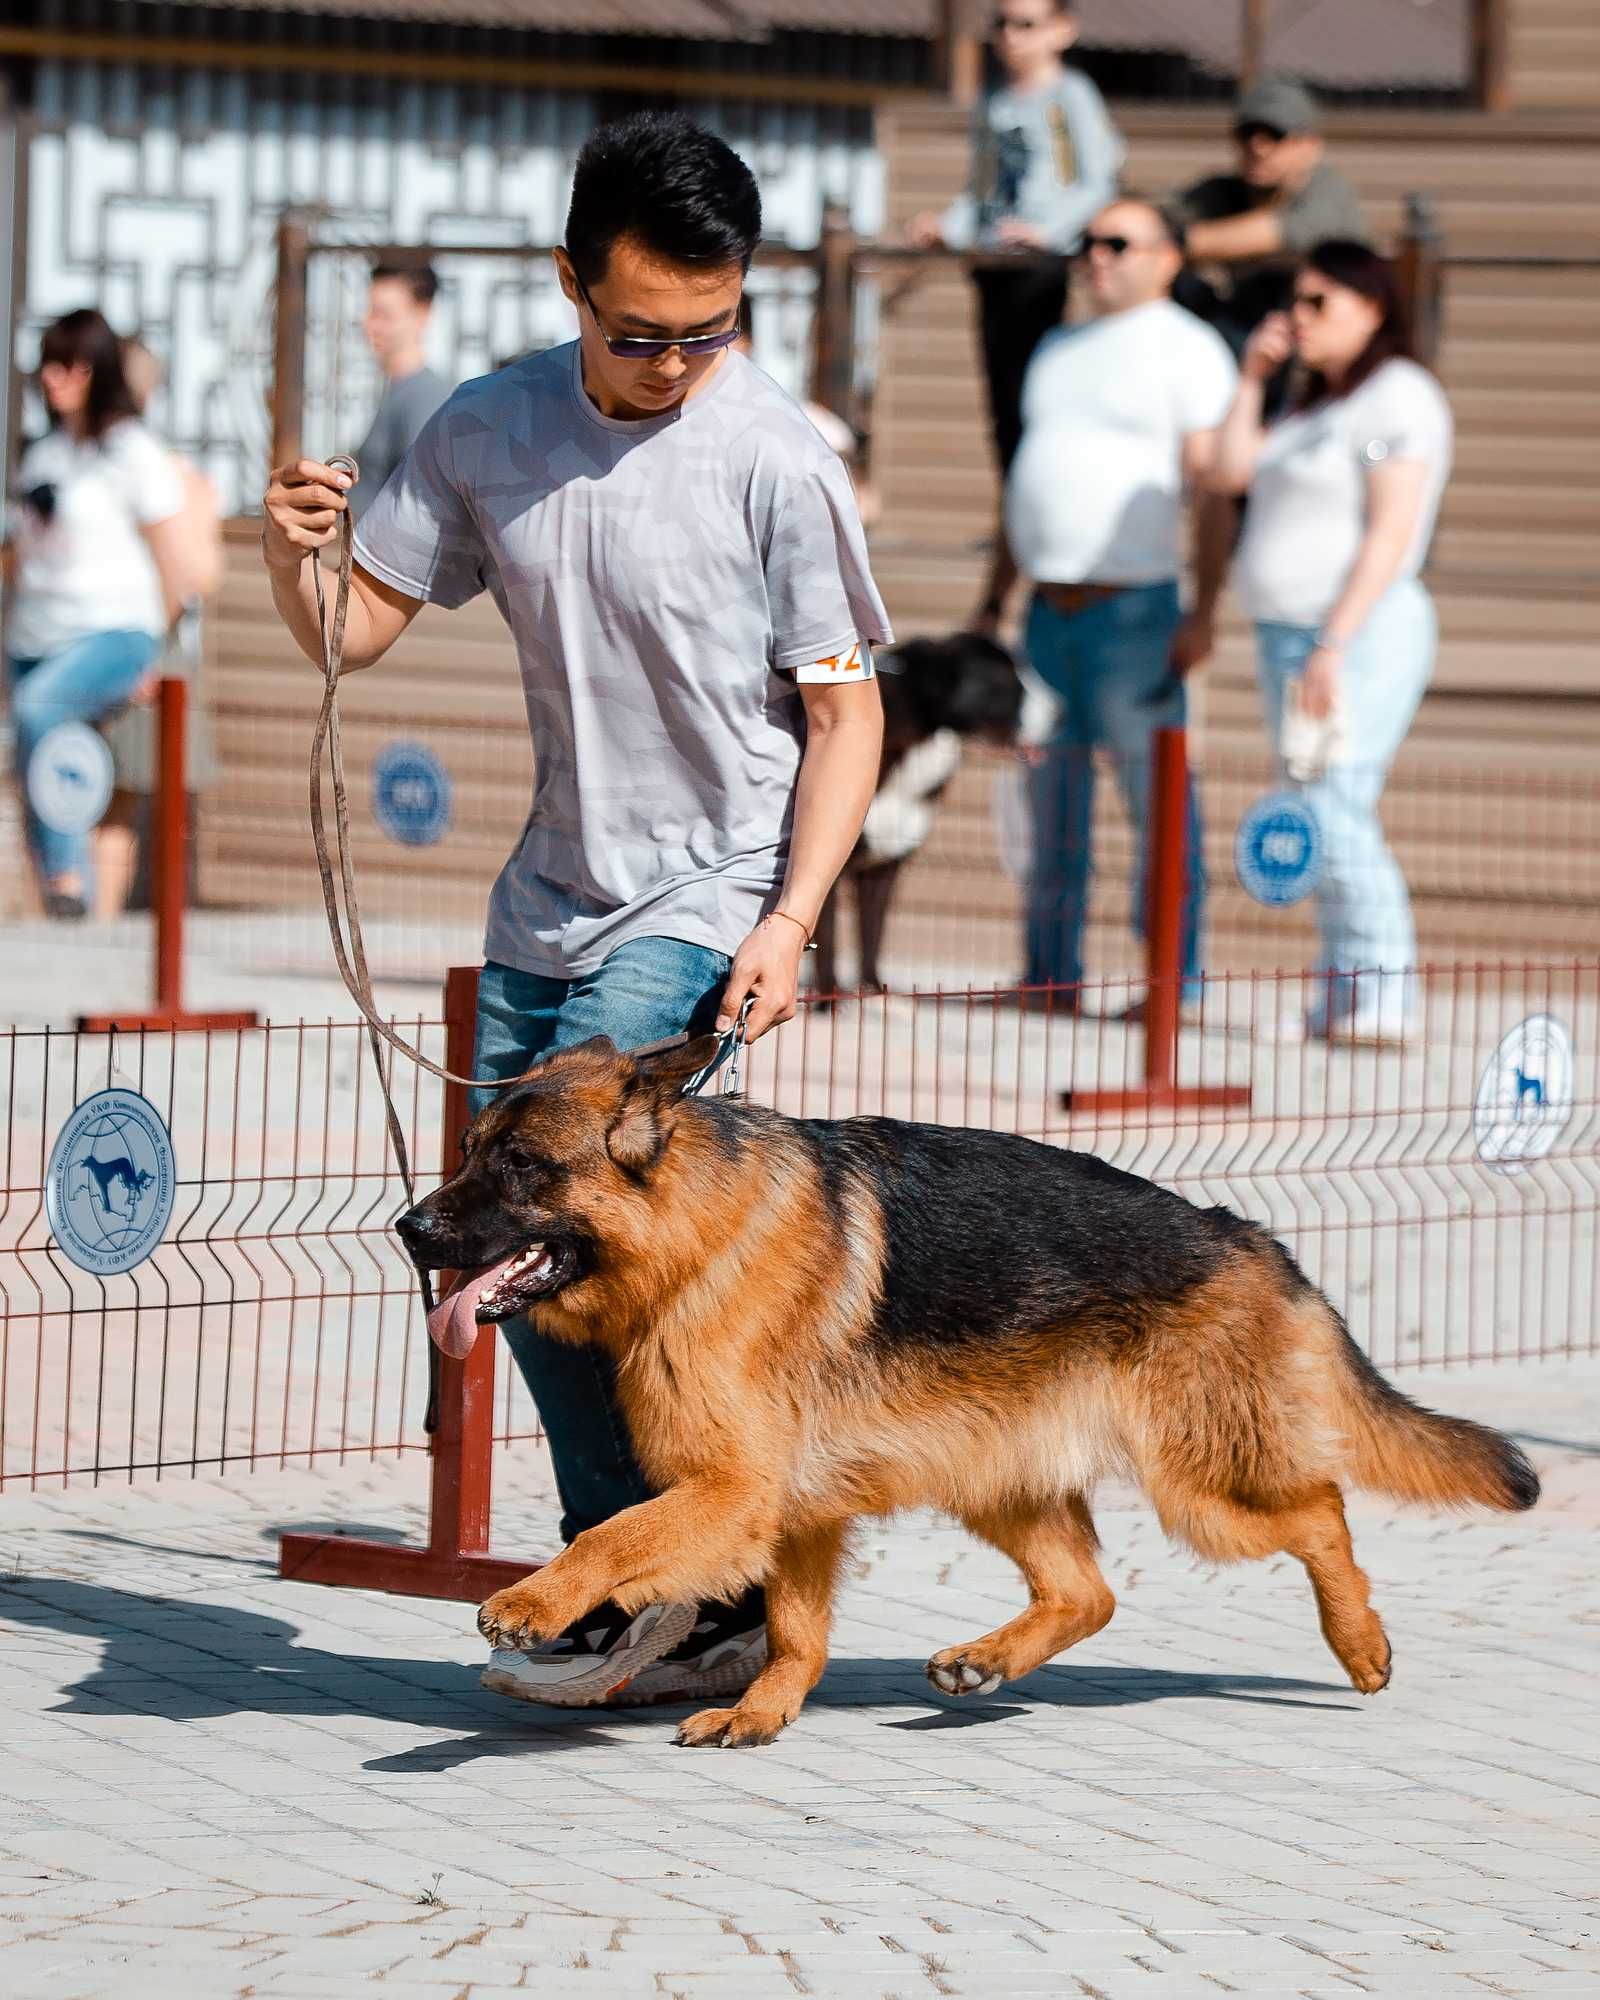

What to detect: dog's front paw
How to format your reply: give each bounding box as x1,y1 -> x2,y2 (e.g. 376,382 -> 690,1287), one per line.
675,1704 -> 789,1749
478,1583 -> 564,1651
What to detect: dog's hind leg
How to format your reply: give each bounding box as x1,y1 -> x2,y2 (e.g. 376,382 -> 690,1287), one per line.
928,1495 -> 1114,1697
677,1520 -> 847,1749
1276,1486 -> 1392,1694
1154,1481 -> 1391,1695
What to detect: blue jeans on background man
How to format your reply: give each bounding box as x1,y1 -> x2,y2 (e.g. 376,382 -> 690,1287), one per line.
1254,579 -> 1436,1035
468,936 -> 730,1546
1022,581 -> 1204,998
9,629 -> 159,884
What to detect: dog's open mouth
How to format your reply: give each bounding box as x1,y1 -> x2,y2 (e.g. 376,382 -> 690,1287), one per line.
425,1241 -> 573,1356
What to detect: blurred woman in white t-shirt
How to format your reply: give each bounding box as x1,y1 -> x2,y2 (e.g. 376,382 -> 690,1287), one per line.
1213,240 -> 1453,1042
2,309 -> 188,917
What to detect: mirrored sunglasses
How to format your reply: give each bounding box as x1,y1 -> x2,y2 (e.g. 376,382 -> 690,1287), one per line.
574,272 -> 742,361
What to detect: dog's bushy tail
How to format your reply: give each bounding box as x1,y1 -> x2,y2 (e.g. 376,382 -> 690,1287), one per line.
1333,1322 -> 1540,1512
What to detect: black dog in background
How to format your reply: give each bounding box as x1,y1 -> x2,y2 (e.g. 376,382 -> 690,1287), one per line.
812,634 -> 1023,998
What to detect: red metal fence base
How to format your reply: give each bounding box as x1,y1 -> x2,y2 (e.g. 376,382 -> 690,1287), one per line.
1061,1083 -> 1254,1115
277,966 -> 547,1603
278,1536 -> 534,1601
79,1009 -> 260,1032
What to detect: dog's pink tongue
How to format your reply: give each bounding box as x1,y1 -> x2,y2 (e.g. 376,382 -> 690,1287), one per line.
426,1255 -> 517,1357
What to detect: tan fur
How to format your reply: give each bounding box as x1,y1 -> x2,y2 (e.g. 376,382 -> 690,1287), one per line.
444,1044 -> 1535,1745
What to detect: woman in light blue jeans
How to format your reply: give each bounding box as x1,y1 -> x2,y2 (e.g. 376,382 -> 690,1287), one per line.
1213,240 -> 1454,1040
1254,583 -> 1435,1032
10,631 -> 160,893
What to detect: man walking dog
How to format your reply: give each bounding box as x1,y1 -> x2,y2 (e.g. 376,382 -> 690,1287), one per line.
262,111 -> 890,1707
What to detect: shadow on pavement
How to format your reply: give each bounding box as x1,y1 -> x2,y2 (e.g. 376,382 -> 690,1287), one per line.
6,1577 -> 1354,1777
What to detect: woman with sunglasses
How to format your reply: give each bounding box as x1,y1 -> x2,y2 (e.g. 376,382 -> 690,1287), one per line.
3,309 -> 190,917
1212,239 -> 1453,1044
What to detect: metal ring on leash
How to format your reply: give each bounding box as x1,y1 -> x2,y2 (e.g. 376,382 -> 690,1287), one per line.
680,993 -> 756,1100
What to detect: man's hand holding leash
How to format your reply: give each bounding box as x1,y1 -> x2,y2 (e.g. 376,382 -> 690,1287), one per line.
263,456 -> 420,678
719,908 -> 810,1040
263,454 -> 354,566
720,674 -> 883,1040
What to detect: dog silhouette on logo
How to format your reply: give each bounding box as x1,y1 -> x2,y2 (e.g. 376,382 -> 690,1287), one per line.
77,1153 -> 153,1218
1513,1067 -> 1545,1119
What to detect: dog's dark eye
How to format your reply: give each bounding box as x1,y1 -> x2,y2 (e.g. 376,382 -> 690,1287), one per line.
502,1149 -> 562,1186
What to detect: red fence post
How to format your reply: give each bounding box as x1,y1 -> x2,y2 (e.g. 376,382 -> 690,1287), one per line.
1142,726 -> 1186,1093
424,964 -> 497,1568
279,963 -> 546,1601
1063,727 -> 1252,1117
153,675 -> 186,1017
78,675 -> 257,1034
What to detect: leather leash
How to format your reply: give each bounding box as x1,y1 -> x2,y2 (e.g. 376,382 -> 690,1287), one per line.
306,459 -> 751,1424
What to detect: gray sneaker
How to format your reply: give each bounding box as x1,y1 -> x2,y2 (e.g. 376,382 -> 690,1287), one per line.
619,1599 -> 768,1706
482,1591 -> 768,1709
481,1599 -> 697,1708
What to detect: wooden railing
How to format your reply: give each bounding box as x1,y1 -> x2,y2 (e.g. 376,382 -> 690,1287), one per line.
930,0 -> 1512,111
270,206 -> 1448,473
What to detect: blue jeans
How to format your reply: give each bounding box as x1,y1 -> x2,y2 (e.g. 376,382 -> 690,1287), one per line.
1255,579 -> 1436,1031
470,937 -> 731,1546
9,630 -> 159,884
1022,581 -> 1204,995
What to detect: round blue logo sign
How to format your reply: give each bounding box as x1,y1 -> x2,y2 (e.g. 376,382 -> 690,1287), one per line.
45,1088 -> 177,1276
1474,1014 -> 1574,1175
1235,791 -> 1322,908
28,721 -> 114,836
372,742 -> 451,847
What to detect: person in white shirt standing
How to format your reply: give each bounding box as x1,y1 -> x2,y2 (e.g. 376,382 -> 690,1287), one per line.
1006,199 -> 1238,1008
907,0 -> 1122,631
1212,239 -> 1453,1044
3,310 -> 188,918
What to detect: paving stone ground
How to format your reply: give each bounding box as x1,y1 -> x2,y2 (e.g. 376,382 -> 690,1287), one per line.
1,1360 -> 1596,1999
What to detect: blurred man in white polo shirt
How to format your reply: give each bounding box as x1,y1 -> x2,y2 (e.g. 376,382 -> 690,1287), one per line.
1007,197 -> 1237,1008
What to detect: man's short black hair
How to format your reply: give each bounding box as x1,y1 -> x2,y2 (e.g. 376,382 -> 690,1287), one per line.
565,110 -> 762,289
371,263 -> 439,307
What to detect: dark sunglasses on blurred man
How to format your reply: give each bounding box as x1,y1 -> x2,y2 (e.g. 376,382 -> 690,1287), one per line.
1070,233 -> 1158,259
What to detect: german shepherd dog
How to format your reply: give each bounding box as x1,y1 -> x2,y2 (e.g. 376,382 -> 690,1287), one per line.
396,1034 -> 1538,1749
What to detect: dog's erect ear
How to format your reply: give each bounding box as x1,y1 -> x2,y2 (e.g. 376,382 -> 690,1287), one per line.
606,1033 -> 725,1172
631,1032 -> 724,1087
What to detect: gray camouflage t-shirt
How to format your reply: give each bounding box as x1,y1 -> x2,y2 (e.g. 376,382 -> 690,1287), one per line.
353,344 -> 892,977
